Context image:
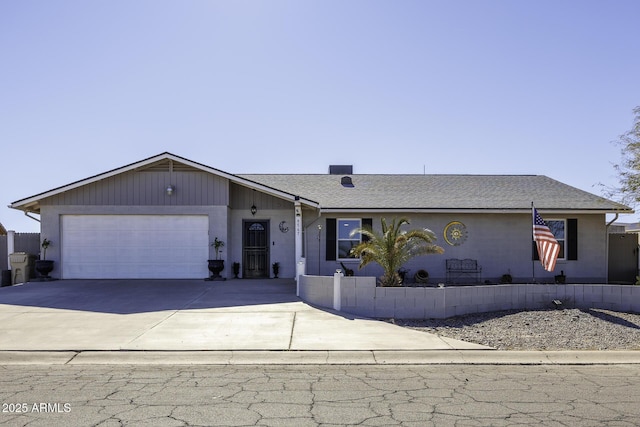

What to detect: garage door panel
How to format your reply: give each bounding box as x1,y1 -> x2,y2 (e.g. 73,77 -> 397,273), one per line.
62,215 -> 209,279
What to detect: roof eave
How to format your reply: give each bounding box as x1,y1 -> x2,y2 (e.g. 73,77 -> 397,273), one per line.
320,207 -> 634,215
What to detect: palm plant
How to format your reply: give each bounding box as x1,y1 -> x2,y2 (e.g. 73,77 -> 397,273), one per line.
349,217 -> 444,287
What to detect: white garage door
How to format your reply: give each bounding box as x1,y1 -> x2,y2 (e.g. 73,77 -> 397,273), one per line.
61,215 -> 209,279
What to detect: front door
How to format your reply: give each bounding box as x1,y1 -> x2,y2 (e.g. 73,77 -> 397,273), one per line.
243,220 -> 269,278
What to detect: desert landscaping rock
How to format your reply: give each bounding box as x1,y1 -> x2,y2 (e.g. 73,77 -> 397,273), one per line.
392,308 -> 640,350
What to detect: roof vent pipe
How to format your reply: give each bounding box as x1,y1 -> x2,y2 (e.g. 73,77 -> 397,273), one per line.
341,176 -> 354,187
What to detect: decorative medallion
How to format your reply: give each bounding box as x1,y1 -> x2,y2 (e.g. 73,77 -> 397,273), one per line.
279,221 -> 289,233
444,221 -> 468,246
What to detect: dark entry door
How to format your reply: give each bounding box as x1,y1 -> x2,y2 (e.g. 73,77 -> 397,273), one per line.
243,220 -> 269,278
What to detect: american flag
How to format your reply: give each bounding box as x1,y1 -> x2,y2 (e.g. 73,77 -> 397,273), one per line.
533,207 -> 560,272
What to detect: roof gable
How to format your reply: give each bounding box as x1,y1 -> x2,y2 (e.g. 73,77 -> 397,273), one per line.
10,152 -> 318,212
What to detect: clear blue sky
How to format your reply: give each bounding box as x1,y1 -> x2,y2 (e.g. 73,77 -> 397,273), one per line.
2,1 -> 639,232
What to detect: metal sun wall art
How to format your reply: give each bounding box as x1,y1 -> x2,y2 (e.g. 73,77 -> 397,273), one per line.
444,221 -> 468,246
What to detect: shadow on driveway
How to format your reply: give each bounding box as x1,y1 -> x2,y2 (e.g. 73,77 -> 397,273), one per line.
0,279 -> 299,314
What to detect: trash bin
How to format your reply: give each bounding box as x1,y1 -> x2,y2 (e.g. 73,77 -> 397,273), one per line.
9,252 -> 36,285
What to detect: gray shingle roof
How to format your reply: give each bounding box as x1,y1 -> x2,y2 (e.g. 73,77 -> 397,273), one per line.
239,174 -> 631,212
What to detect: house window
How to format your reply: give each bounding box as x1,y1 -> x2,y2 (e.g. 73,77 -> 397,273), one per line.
547,219 -> 566,259
533,218 -> 577,261
326,218 -> 372,261
337,219 -> 361,259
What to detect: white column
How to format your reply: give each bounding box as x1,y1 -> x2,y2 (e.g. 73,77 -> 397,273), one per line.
294,201 -> 303,262
7,230 -> 15,269
294,201 -> 304,296
333,269 -> 343,311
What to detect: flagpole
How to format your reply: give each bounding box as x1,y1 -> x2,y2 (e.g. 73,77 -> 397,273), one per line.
531,202 -> 535,283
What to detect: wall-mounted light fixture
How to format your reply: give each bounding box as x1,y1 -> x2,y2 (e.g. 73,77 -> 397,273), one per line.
251,189 -> 257,215
166,185 -> 175,196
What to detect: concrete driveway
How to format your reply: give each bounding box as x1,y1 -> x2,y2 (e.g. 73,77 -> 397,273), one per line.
0,279 -> 488,351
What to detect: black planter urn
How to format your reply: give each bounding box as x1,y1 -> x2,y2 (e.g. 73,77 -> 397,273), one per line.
554,270 -> 566,284
206,259 -> 225,281
35,260 -> 54,279
232,262 -> 240,279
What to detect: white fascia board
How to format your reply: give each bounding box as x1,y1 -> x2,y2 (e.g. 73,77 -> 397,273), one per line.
319,208 -> 632,215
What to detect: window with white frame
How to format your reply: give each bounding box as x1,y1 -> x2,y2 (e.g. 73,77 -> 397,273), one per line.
337,219 -> 361,259
547,219 -> 566,259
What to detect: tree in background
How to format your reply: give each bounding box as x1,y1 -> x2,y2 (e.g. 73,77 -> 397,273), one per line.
610,106 -> 640,206
349,217 -> 444,287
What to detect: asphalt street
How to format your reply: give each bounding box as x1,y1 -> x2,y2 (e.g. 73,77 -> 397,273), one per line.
1,364 -> 639,426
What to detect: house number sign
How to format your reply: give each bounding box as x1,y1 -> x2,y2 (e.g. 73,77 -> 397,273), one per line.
444,221 -> 468,246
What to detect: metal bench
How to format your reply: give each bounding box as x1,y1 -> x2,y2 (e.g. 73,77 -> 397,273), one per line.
446,258 -> 482,284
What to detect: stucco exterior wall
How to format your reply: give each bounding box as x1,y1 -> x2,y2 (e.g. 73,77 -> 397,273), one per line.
35,167 -> 305,279
229,183 -> 297,278
229,208 -> 296,279
37,166 -> 233,278
300,275 -> 640,319
305,213 -> 608,284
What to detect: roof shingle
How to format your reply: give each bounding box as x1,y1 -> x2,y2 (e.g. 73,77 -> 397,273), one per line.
240,174 -> 630,212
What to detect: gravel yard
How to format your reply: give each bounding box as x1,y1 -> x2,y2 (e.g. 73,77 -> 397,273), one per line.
392,308 -> 640,350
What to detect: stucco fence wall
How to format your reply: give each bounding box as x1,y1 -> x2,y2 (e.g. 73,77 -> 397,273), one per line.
299,274 -> 640,319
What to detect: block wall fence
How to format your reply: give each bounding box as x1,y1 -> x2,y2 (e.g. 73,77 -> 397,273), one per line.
299,275 -> 640,319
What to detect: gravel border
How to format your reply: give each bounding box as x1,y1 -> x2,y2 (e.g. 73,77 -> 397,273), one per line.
391,308 -> 640,350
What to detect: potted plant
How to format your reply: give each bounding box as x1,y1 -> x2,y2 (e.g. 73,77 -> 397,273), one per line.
272,262 -> 280,278
206,237 -> 226,281
414,269 -> 429,284
35,238 -> 54,279
232,262 -> 240,279
500,272 -> 513,284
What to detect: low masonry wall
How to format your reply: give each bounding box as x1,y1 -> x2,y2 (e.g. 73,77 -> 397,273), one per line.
299,274 -> 640,319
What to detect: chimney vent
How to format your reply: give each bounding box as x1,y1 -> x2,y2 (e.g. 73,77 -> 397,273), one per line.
329,165 -> 353,175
